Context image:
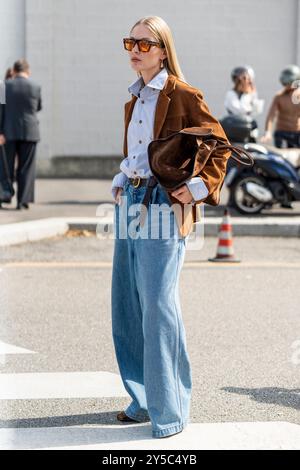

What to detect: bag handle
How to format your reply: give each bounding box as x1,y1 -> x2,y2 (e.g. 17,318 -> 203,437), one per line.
215,143 -> 254,166
183,128 -> 255,167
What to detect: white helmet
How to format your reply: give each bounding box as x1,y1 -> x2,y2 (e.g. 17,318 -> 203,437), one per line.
231,65 -> 255,82
279,65 -> 300,86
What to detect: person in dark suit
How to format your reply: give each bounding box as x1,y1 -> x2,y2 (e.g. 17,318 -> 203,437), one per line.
0,59 -> 42,210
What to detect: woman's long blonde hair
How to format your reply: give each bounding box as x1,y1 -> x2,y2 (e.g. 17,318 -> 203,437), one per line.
130,16 -> 187,83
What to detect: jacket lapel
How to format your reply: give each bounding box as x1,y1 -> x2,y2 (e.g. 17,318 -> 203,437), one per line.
123,74 -> 176,157
153,92 -> 171,140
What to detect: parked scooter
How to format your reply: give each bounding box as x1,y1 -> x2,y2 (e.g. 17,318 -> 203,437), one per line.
220,116 -> 300,214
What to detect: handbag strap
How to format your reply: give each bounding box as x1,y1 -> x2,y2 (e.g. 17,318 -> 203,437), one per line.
180,127 -> 254,166
210,141 -> 254,167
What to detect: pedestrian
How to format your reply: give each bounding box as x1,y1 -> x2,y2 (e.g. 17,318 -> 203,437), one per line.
0,68 -> 14,207
224,65 -> 264,142
0,59 -> 42,210
111,15 -> 231,439
260,65 -> 300,148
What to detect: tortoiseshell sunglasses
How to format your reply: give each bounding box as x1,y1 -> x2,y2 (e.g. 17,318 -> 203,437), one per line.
123,37 -> 164,53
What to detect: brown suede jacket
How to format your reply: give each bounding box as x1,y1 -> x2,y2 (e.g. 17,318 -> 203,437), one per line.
123,73 -> 232,236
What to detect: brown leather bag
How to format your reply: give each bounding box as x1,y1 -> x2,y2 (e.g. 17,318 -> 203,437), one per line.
139,126 -> 254,228
147,126 -> 254,192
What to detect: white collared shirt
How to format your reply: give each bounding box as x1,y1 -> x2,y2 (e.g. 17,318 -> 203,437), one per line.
224,89 -> 264,117
111,68 -> 208,203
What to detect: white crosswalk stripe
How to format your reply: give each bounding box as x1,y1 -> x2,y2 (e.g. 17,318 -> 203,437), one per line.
0,340 -> 36,355
1,421 -> 300,450
0,341 -> 37,367
0,371 -> 128,399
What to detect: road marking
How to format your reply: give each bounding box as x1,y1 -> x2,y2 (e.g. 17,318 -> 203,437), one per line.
0,421 -> 299,450
0,341 -> 36,355
2,261 -> 300,268
2,261 -> 112,268
0,371 -> 127,400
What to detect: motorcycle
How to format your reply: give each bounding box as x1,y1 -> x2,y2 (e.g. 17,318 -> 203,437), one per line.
220,115 -> 300,214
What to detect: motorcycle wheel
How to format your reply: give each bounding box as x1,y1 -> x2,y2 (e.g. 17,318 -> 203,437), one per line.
231,174 -> 269,214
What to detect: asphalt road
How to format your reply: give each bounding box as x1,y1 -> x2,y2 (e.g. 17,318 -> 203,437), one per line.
0,234 -> 300,438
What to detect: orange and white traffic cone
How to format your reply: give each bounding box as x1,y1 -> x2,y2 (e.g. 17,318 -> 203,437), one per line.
208,207 -> 240,263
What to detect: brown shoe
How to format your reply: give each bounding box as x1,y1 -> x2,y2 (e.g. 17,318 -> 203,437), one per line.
117,411 -> 139,422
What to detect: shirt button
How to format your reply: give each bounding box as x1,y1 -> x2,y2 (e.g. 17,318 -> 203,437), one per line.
141,100 -> 145,104
139,140 -> 142,144
134,171 -> 137,174
139,120 -> 142,124
133,156 -> 136,159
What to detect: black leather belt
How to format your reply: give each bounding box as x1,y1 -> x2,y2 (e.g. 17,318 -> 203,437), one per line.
128,176 -> 149,188
128,175 -> 158,227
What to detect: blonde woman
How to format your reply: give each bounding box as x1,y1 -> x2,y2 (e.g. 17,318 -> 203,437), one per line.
111,16 -> 231,439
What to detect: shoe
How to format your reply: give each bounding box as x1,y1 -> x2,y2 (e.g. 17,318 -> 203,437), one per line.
16,202 -> 29,210
280,202 -> 293,209
117,411 -> 139,422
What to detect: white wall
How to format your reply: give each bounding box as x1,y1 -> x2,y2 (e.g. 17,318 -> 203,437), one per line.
0,0 -> 25,78
4,0 -> 300,160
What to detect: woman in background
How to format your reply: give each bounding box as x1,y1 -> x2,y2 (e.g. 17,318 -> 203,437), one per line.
224,65 -> 264,142
260,65 -> 300,148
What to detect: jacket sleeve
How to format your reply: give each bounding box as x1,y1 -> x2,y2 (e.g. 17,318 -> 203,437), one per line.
189,91 -> 232,205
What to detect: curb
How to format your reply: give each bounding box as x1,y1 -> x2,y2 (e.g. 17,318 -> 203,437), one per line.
0,216 -> 300,247
0,218 -> 69,247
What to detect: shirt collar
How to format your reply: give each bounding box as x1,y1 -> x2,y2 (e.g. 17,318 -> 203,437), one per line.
128,67 -> 169,97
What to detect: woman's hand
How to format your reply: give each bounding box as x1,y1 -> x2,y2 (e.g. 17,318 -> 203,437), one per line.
171,184 -> 194,204
260,131 -> 272,143
0,134 -> 5,146
114,187 -> 123,205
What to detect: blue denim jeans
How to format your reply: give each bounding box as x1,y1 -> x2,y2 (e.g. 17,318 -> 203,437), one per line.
111,180 -> 192,438
274,130 -> 300,148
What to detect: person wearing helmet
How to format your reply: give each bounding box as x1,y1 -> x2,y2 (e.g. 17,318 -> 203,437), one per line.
224,65 -> 265,121
261,65 -> 300,147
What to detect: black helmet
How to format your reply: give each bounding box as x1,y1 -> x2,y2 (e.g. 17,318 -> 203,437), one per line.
231,65 -> 255,82
220,115 -> 257,143
279,65 -> 300,86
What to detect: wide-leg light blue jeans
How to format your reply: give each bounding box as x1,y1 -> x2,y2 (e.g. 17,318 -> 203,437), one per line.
111,180 -> 192,438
